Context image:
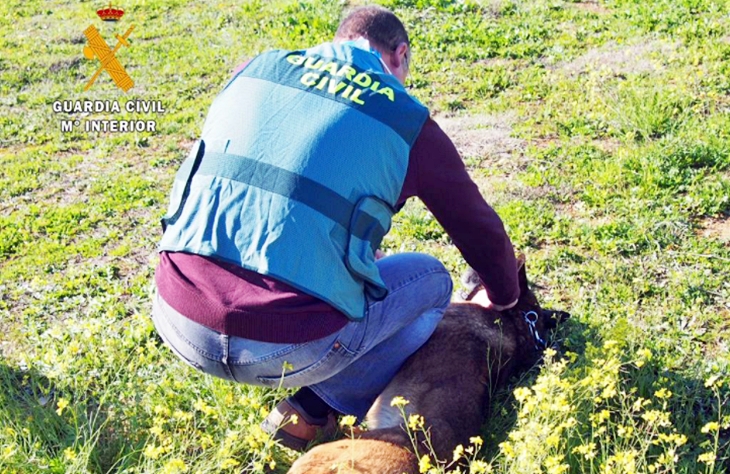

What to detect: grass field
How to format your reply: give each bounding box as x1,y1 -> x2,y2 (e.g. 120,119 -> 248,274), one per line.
1,0 -> 729,472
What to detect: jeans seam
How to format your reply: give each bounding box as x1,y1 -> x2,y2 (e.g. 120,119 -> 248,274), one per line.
158,301 -> 222,361
154,321 -> 203,370
221,334 -> 236,381
227,340 -> 312,366
359,268 -> 451,355
387,267 -> 452,295
255,343 -> 349,384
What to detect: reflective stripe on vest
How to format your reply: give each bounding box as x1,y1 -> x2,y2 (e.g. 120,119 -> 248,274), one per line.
159,43 -> 429,321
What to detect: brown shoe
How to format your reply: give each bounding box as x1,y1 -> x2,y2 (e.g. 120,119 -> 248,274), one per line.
261,398 -> 338,451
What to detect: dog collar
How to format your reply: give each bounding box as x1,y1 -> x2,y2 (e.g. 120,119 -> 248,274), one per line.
523,311 -> 546,350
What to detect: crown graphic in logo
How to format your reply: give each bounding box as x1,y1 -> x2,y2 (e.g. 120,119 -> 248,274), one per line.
96,3 -> 124,22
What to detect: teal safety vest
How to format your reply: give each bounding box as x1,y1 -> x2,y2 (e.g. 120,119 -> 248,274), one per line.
159,42 -> 429,321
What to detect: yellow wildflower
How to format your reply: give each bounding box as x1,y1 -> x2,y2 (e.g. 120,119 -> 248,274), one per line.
499,441 -> 515,459
143,444 -> 165,459
340,415 -> 357,427
68,341 -> 81,355
698,452 -> 716,464
545,455 -> 569,474
193,398 -> 209,413
56,398 -> 69,416
635,348 -> 652,367
641,410 -> 671,427
572,442 -> 596,460
245,433 -> 259,449
546,433 -> 560,448
590,409 -> 611,426
2,444 -> 16,460
452,444 -> 464,462
654,388 -> 672,400
161,458 -> 187,474
600,385 -> 617,399
469,436 -> 483,447
390,396 -> 409,407
605,450 -> 638,474
631,397 -> 650,412
173,409 -> 191,421
418,454 -> 432,473
704,375 -> 721,388
220,458 -> 240,469
470,460 -> 492,473
560,417 -> 577,430
514,387 -> 532,402
701,422 -> 720,433
408,414 -> 425,431
200,434 -> 214,449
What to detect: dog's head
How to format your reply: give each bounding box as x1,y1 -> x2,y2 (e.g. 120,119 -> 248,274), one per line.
503,255 -> 569,366
461,254 -> 569,367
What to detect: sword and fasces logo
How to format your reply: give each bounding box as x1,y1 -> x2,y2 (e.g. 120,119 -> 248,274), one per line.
54,3 -> 163,134
83,3 -> 134,92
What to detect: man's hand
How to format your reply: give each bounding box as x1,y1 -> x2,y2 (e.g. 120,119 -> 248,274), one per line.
470,288 -> 518,311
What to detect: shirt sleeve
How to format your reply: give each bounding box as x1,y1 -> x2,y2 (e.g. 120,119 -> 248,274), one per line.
402,118 -> 520,306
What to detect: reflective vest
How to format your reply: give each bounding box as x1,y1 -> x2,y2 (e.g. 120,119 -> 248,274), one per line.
159,42 -> 429,321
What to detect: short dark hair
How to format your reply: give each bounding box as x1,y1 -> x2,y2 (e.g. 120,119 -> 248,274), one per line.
335,5 -> 409,51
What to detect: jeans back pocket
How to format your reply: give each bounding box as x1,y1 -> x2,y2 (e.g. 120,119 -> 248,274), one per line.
254,339 -> 356,388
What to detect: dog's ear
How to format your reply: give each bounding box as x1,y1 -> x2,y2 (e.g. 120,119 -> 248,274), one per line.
516,253 -> 528,292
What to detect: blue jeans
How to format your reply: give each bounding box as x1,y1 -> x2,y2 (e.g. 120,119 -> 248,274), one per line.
151,253 -> 452,419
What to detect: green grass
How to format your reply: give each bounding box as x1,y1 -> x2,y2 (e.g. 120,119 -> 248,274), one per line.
1,0 -> 729,472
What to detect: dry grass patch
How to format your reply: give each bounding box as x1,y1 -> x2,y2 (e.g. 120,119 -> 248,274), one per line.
568,1 -> 610,15
698,216 -> 730,244
433,113 -> 528,203
433,113 -> 525,164
556,39 -> 678,76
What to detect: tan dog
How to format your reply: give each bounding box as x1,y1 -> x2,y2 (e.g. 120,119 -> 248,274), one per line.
288,259 -> 567,474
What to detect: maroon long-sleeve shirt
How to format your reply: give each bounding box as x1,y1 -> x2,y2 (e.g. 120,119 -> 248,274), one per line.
155,117 -> 519,343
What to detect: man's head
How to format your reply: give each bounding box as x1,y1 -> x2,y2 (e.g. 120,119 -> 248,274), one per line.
334,5 -> 410,85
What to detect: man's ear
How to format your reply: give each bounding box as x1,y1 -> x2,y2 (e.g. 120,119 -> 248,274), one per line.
392,42 -> 408,69
383,42 -> 410,85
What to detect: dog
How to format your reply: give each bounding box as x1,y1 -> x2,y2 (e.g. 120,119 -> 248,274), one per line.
288,257 -> 567,474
